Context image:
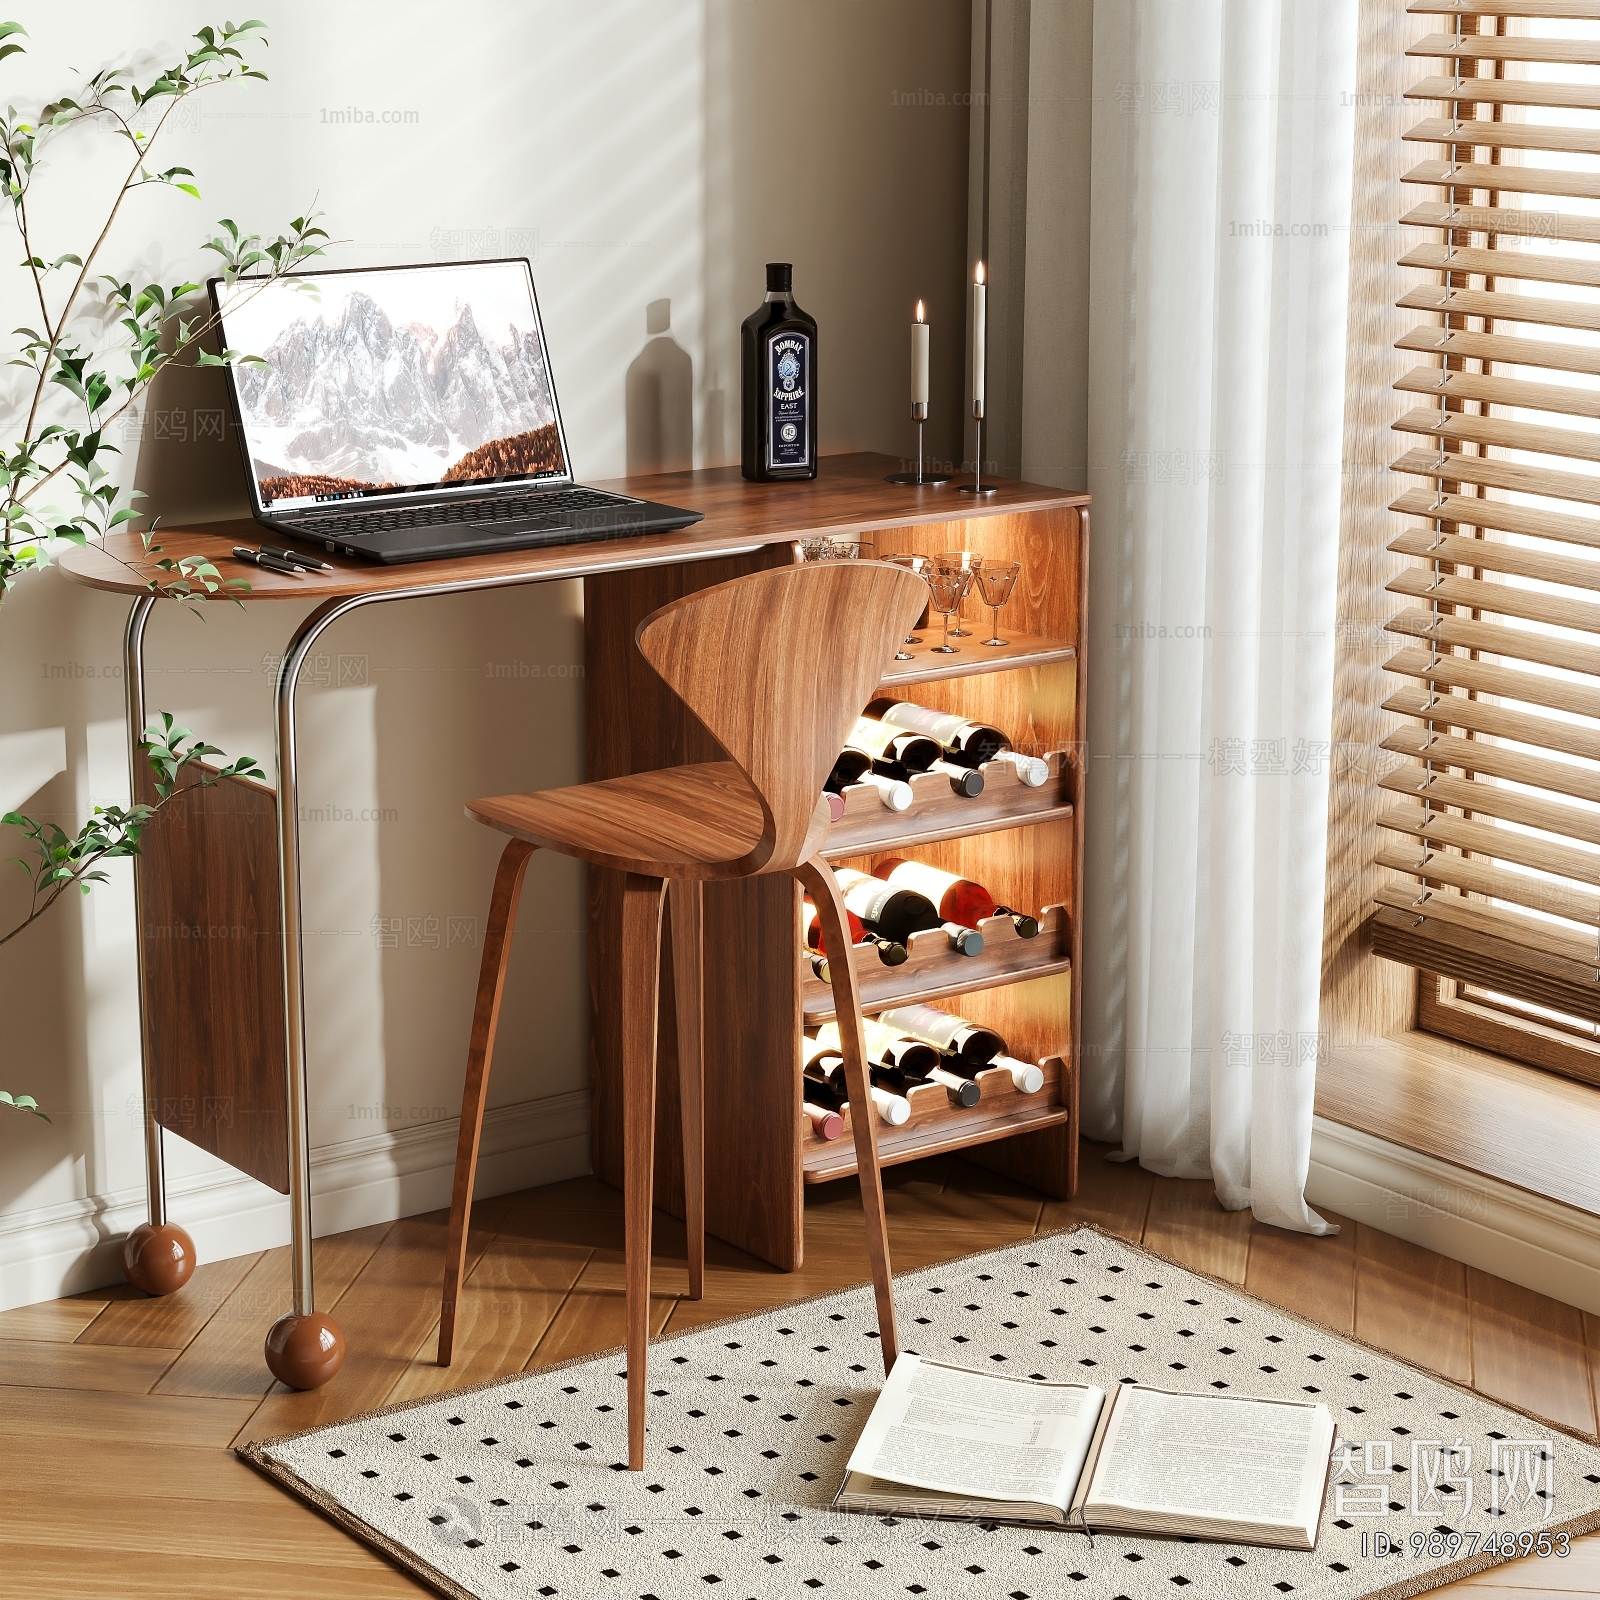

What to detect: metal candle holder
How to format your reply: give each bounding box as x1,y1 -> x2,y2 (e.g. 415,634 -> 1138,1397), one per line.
886,402 -> 951,486
956,401 -> 998,496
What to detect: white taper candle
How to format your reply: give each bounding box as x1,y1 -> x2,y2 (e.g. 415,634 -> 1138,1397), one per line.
972,261 -> 986,416
911,300 -> 929,409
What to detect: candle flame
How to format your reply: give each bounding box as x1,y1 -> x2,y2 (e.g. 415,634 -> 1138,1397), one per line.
915,299 -> 925,322
975,261 -> 985,285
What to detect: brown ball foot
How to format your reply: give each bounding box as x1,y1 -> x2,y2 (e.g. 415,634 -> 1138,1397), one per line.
265,1311 -> 346,1389
122,1221 -> 197,1296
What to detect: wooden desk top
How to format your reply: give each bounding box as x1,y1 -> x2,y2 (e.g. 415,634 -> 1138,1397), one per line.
55,452 -> 1088,601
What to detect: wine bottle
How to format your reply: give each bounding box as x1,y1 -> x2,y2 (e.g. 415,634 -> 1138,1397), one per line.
879,1002 -> 1005,1066
816,1018 -> 929,1074
871,1059 -> 980,1109
993,749 -> 1049,787
833,867 -> 943,944
847,716 -> 940,776
944,922 -> 984,956
805,1055 -> 909,1126
741,263 -> 817,481
826,748 -> 914,811
822,790 -> 846,822
820,1020 -> 980,1108
991,1054 -> 1045,1094
873,858 -> 997,930
994,905 -> 1041,938
801,898 -> 865,954
801,1079 -> 846,1140
802,897 -> 908,967
862,773 -> 913,811
868,700 -> 1008,768
824,749 -> 871,794
802,1034 -> 842,1074
931,759 -> 984,798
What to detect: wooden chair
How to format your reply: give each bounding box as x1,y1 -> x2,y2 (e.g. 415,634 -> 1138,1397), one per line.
436,558 -> 929,1469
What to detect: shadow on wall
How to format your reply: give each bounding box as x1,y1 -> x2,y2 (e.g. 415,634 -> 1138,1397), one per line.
625,299 -> 693,476
131,350 -> 255,525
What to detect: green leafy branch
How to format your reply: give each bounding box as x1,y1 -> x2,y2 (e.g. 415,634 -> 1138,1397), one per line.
1,713 -> 263,952
0,1090 -> 47,1120
0,18 -> 329,601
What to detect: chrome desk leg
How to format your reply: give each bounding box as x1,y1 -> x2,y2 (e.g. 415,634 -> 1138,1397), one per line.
119,595 -> 198,1297
262,594 -> 373,1389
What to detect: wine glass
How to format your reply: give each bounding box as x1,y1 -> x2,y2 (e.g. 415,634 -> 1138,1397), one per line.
975,560 -> 1021,646
886,553 -> 932,656
798,536 -> 875,561
938,550 -> 983,637
926,565 -> 967,654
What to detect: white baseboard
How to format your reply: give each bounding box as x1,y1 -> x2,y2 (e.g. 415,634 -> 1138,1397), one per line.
0,1088 -> 591,1312
1308,1116 -> 1600,1317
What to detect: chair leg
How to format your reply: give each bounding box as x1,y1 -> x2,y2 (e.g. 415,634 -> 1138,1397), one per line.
669,879 -> 705,1302
437,839 -> 535,1367
795,858 -> 900,1376
622,873 -> 668,1470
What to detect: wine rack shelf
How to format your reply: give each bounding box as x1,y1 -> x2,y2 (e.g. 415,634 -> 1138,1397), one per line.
877,630 -> 1076,687
801,905 -> 1072,1024
803,1055 -> 1071,1184
586,457 -> 1088,1274
821,749 -> 1073,860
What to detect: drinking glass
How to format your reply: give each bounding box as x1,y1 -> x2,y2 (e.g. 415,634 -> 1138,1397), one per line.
887,553 -> 932,655
926,566 -> 968,654
799,536 -> 874,561
975,561 -> 1021,646
938,550 -> 983,636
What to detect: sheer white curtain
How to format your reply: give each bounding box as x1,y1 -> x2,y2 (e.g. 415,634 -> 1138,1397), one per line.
1080,0 -> 1357,1232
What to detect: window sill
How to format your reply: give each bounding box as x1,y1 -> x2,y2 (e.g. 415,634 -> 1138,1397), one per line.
1316,1029 -> 1600,1220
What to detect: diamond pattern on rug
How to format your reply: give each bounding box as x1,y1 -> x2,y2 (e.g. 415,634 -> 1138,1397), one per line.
244,1227 -> 1600,1600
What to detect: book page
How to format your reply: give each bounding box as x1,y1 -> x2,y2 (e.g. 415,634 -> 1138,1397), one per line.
1084,1386 -> 1331,1528
844,1355 -> 1106,1511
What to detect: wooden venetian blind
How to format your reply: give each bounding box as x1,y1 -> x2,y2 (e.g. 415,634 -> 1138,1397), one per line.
1369,0 -> 1600,1026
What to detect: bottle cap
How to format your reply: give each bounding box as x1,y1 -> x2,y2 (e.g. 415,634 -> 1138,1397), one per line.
766,262 -> 794,294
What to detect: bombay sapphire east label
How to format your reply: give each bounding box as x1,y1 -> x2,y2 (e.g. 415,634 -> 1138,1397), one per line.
767,333 -> 811,470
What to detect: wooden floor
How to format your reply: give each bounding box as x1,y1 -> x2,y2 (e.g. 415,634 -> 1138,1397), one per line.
4,1141 -> 1599,1598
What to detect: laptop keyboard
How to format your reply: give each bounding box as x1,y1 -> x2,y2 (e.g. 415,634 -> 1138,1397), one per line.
284,486 -> 636,539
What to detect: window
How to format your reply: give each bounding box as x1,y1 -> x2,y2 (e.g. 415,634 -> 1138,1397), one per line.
1371,1 -> 1600,1086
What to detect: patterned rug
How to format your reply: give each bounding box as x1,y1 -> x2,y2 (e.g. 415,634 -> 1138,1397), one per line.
242,1226 -> 1600,1600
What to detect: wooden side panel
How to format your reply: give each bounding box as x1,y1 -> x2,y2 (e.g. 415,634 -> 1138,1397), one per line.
136,764 -> 289,1193
585,546 -> 805,1270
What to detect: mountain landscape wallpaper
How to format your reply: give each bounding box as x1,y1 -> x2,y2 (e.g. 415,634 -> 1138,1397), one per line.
219,265 -> 567,503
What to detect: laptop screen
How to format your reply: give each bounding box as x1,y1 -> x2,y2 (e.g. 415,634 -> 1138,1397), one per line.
210,259 -> 571,514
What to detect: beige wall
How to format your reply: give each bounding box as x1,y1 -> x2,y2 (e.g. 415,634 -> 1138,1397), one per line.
0,0 -> 972,1305
964,0 -> 1094,491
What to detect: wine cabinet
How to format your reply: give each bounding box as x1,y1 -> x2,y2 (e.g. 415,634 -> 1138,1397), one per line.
586,455 -> 1088,1271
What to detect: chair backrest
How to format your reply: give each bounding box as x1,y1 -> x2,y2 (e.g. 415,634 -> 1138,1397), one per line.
635,559 -> 929,874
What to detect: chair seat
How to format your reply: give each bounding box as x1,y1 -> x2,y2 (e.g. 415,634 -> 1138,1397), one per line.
467,761 -> 772,877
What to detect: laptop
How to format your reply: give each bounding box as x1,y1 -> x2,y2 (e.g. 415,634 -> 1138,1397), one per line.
208,258 -> 702,563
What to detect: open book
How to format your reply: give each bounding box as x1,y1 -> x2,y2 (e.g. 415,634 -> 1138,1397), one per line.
835,1355 -> 1335,1549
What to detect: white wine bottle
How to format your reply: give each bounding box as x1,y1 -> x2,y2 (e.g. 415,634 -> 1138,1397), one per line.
862,772 -> 914,811
868,700 -> 1008,767
990,1054 -> 1045,1094
826,749 -> 913,811
820,1019 -> 981,1108
879,1002 -> 1006,1066
993,749 -> 1049,787
803,1035 -> 910,1126
847,715 -> 940,775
